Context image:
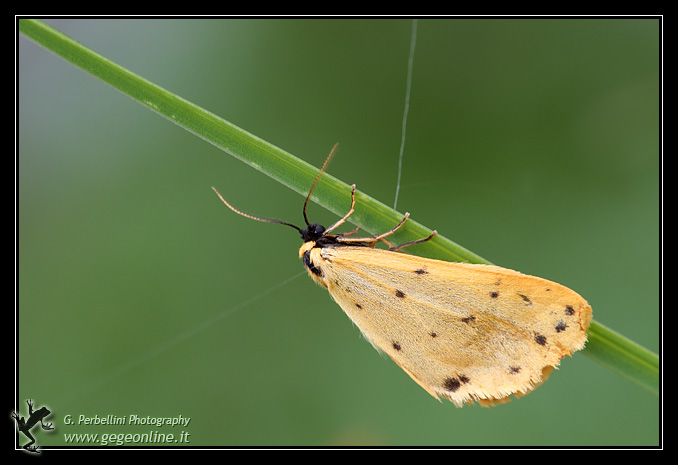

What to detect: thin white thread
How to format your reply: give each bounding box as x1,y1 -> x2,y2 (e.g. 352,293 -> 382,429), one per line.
393,19 -> 418,211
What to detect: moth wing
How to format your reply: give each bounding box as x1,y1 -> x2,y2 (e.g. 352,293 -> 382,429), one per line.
317,247 -> 591,406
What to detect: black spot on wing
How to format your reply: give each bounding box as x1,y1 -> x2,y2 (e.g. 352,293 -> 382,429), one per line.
392,342 -> 402,351
555,321 -> 567,332
565,305 -> 575,316
395,289 -> 406,298
534,333 -> 547,346
443,374 -> 470,392
443,377 -> 461,392
414,268 -> 428,275
490,291 -> 499,298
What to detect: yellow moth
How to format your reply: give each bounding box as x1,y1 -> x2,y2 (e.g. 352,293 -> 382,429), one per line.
212,145 -> 592,407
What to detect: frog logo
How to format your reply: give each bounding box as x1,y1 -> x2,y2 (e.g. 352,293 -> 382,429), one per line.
11,399 -> 54,453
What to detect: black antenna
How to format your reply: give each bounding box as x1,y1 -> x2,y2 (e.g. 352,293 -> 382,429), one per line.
212,143 -> 339,235
211,186 -> 302,234
303,143 -> 338,227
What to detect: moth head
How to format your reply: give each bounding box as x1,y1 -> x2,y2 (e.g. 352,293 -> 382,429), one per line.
300,223 -> 326,242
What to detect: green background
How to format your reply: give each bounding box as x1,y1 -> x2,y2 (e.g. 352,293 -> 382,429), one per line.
18,18 -> 659,447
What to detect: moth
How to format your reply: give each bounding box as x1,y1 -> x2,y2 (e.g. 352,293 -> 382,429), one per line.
212,145 -> 592,406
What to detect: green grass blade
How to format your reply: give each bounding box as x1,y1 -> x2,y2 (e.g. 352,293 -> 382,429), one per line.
584,321 -> 659,395
19,18 -> 659,396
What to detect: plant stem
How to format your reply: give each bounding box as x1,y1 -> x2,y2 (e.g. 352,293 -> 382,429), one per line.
585,321 -> 659,395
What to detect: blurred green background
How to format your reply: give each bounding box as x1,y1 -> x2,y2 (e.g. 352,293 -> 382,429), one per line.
18,18 -> 659,447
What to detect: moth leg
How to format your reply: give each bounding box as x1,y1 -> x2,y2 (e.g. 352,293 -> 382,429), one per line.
336,225 -> 361,237
335,235 -> 379,246
336,213 -> 410,248
324,184 -> 356,234
372,213 -> 410,241
374,237 -> 396,248
389,230 -> 438,251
